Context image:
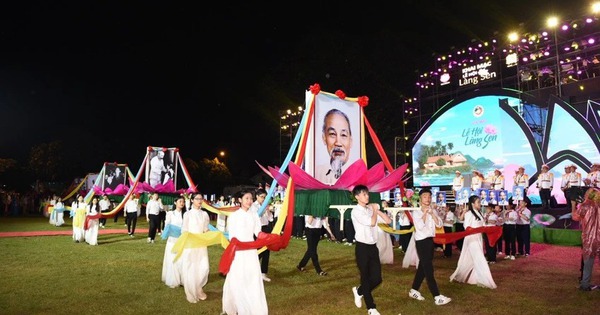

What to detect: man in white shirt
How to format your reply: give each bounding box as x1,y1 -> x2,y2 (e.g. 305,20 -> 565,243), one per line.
98,195 -> 111,228
250,189 -> 274,282
536,164 -> 554,210
350,184 -> 391,315
471,170 -> 483,191
513,166 -> 529,193
567,164 -> 583,212
452,171 -> 464,195
490,169 -> 504,191
124,194 -> 140,237
561,165 -> 572,205
407,189 -> 451,306
584,163 -> 600,188
146,193 -> 164,243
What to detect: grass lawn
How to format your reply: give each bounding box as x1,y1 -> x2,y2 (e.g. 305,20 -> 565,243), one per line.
0,216 -> 598,315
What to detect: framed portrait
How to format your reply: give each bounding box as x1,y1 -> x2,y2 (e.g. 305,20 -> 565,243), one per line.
458,187 -> 472,204
488,190 -> 499,205
513,185 -> 525,201
393,188 -> 402,206
305,92 -> 363,185
477,188 -> 489,206
103,163 -> 127,191
498,190 -> 509,206
146,147 -> 177,188
435,191 -> 446,206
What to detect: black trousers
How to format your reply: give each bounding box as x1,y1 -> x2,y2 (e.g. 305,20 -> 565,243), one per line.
259,224 -> 272,274
503,224 -> 517,255
113,209 -> 120,222
399,225 -> 412,252
443,226 -> 453,257
344,219 -> 355,243
539,188 -> 551,209
355,242 -> 382,310
412,237 -> 440,297
159,211 -> 166,231
298,227 -> 323,273
516,224 -> 530,255
99,210 -> 110,226
329,217 -> 344,241
483,232 -> 497,262
497,225 -> 504,253
293,215 -> 305,237
126,212 -> 137,235
147,214 -> 160,240
454,222 -> 465,250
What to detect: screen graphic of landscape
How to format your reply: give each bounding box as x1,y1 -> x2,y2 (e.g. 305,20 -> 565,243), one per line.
412,95 -> 536,187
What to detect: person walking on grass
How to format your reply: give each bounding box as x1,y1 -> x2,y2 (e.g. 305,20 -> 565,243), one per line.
450,195 -> 497,289
180,193 -> 211,303
161,196 -> 185,289
222,189 -> 268,315
350,184 -> 391,315
408,188 -> 452,306
124,194 -> 140,237
251,188 -> 274,282
572,187 -> 600,291
146,192 -> 163,244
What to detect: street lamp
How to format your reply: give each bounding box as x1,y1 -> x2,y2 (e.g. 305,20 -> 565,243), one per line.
279,106 -> 304,163
547,16 -> 562,97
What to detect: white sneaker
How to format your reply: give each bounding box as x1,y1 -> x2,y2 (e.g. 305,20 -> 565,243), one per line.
367,308 -> 381,315
510,255 -> 515,260
409,289 -> 425,301
262,273 -> 271,282
434,294 -> 452,305
352,286 -> 363,308
504,255 -> 512,260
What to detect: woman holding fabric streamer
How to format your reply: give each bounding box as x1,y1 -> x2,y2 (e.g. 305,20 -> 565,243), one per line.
450,195 -> 497,289
52,197 -> 65,227
84,197 -> 100,246
71,195 -> 87,243
161,196 -> 185,289
179,193 -> 210,303
222,189 -> 268,315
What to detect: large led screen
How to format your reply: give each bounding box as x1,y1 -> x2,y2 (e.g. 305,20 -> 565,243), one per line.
412,95 -> 537,187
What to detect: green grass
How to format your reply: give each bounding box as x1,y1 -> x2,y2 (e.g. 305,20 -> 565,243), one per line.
0,216 -> 598,315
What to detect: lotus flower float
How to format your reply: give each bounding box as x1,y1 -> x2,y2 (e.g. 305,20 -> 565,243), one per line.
264,159 -> 408,192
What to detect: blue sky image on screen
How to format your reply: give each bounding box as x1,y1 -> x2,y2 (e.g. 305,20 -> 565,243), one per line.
412,95 -> 537,187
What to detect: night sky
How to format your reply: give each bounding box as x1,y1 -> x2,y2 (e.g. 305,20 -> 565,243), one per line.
0,1 -> 588,180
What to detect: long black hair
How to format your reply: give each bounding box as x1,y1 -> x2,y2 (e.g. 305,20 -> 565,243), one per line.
467,195 -> 483,220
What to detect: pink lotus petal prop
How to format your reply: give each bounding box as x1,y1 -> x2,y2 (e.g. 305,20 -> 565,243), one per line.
369,163 -> 408,192
366,162 -> 386,188
331,159 -> 368,189
288,162 -> 330,190
138,180 -> 176,194
109,184 -> 129,195
256,160 -> 274,179
93,186 -> 104,196
268,166 -> 289,187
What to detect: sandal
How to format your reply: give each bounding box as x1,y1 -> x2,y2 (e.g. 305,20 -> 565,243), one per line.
296,265 -> 306,272
318,271 -> 328,276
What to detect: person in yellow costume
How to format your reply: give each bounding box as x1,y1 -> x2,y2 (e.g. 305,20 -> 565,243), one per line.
71,195 -> 87,243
